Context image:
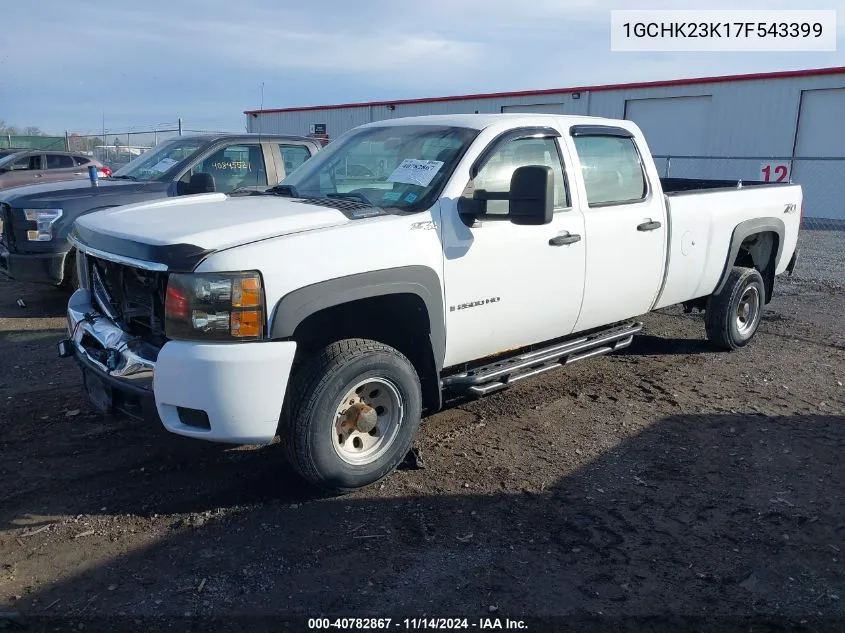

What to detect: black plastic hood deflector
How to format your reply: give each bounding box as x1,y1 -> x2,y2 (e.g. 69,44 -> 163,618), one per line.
70,222 -> 213,272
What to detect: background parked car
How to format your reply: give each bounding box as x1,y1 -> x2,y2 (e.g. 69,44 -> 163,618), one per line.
0,150 -> 111,190
0,133 -> 320,287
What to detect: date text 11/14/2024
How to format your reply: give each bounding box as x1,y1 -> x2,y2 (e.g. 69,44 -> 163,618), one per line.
307,617 -> 529,630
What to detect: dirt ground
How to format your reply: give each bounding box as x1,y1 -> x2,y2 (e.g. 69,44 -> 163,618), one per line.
1,269 -> 843,632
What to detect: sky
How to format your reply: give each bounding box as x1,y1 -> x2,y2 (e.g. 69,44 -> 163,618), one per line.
1,0 -> 843,135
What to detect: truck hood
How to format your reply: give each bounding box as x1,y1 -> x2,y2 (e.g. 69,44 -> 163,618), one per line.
0,178 -> 167,206
72,193 -> 353,270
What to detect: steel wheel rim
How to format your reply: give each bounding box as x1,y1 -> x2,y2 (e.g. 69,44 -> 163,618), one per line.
736,285 -> 761,336
332,377 -> 403,466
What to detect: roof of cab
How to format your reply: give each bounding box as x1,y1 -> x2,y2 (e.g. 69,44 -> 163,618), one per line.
171,132 -> 318,144
358,113 -> 624,131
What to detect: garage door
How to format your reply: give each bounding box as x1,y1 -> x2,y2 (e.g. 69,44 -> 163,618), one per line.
501,103 -> 566,114
791,88 -> 845,221
624,96 -> 712,175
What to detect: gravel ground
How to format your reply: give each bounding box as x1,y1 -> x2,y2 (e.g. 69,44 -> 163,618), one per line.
789,230 -> 844,288
0,232 -> 843,633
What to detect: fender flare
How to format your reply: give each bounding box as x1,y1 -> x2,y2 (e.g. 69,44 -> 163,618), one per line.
269,265 -> 446,370
713,217 -> 785,297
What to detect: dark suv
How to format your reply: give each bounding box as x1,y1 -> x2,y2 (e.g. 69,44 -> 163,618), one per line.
0,133 -> 319,286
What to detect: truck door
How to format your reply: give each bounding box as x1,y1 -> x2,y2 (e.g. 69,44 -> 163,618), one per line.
567,126 -> 667,332
178,142 -> 272,193
440,127 -> 586,367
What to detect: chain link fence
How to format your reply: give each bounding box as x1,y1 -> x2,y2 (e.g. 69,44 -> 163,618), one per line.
0,135 -> 67,151
654,155 -> 845,231
2,121 -> 233,171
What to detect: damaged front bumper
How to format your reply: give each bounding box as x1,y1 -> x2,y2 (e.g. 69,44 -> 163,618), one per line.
64,288 -> 159,421
63,289 -> 298,445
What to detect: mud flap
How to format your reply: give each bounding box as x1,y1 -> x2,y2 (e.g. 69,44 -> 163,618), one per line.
786,248 -> 799,276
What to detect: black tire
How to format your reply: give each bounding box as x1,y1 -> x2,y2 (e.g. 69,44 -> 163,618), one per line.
281,338 -> 422,494
705,266 -> 765,351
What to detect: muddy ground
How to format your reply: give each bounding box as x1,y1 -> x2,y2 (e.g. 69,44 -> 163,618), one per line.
1,247 -> 844,632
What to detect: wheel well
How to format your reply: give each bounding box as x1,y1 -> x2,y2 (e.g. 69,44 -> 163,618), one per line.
733,231 -> 779,302
291,294 -> 441,413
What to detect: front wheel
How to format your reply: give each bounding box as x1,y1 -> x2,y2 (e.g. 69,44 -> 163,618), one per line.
705,266 -> 765,350
280,339 -> 422,494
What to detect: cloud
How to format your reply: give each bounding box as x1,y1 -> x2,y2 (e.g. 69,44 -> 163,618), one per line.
1,0 -> 843,133
173,21 -> 484,76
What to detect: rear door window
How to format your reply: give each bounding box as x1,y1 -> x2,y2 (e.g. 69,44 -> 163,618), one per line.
572,136 -> 647,206
278,144 -> 311,175
46,154 -> 75,169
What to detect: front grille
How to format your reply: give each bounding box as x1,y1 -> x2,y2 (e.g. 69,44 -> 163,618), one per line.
88,256 -> 169,347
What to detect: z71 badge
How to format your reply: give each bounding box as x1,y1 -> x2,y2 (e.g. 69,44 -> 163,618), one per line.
450,297 -> 501,312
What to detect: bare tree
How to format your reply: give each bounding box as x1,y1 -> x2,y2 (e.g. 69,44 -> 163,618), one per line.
0,121 -> 21,136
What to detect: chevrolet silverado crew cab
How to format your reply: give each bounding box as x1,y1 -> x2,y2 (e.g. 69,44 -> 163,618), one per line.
0,134 -> 320,287
60,114 -> 801,493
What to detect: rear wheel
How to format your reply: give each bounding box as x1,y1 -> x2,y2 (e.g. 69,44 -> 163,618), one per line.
705,266 -> 764,350
281,338 -> 422,494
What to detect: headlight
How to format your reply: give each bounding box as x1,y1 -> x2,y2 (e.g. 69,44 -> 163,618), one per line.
164,271 -> 265,341
24,208 -> 63,241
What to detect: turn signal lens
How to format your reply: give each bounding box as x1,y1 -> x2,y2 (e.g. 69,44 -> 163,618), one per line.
232,275 -> 261,307
231,310 -> 261,337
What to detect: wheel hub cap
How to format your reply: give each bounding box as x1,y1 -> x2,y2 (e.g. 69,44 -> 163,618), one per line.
735,286 -> 760,335
332,378 -> 403,466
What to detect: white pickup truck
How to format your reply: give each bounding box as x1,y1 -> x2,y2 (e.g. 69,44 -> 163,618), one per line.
60,114 -> 802,492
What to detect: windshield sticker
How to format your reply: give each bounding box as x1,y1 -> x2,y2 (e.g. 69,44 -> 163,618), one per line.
404,192 -> 419,203
150,157 -> 178,173
381,191 -> 402,202
387,159 -> 444,187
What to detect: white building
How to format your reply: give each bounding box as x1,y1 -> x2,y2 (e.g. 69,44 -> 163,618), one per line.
246,66 -> 845,224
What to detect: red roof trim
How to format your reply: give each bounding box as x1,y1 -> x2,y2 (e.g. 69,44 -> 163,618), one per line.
244,66 -> 845,115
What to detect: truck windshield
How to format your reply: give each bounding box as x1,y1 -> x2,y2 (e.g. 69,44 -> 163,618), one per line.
279,125 -> 478,211
111,138 -> 206,181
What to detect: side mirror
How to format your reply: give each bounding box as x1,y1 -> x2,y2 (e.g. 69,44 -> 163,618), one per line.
508,165 -> 554,225
187,172 -> 215,194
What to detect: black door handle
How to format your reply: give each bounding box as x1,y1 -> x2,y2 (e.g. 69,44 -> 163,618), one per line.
637,220 -> 662,231
549,233 -> 582,246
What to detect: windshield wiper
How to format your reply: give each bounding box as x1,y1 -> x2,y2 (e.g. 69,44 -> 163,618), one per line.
110,175 -> 137,181
326,192 -> 375,205
267,184 -> 299,197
